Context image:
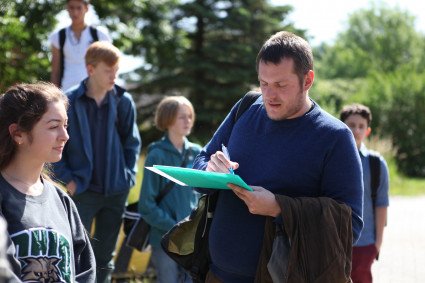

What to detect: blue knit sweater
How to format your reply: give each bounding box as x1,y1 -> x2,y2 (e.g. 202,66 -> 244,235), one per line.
193,96 -> 363,282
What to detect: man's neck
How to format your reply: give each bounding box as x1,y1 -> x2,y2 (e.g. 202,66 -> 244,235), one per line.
70,22 -> 86,41
71,22 -> 86,33
86,79 -> 110,105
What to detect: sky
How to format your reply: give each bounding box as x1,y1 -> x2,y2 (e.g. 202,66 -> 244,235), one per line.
272,0 -> 425,46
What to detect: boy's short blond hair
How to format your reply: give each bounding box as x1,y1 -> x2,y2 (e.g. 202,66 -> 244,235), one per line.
85,41 -> 120,67
155,96 -> 195,132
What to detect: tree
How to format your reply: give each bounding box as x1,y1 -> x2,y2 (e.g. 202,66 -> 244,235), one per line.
134,0 -> 304,141
313,4 -> 425,136
316,4 -> 425,79
94,0 -> 304,142
380,70 -> 425,177
0,1 -> 62,92
314,4 -> 425,177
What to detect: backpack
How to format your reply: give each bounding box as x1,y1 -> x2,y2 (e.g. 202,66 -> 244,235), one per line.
234,91 -> 261,122
368,151 -> 381,214
58,26 -> 99,87
368,150 -> 386,260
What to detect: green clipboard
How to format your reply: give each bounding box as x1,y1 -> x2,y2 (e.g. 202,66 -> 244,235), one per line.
146,165 -> 253,191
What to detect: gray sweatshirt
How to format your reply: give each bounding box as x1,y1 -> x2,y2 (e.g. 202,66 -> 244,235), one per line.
0,175 -> 96,282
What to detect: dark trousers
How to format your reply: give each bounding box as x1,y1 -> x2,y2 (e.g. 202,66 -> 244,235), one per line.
351,244 -> 378,283
73,190 -> 129,283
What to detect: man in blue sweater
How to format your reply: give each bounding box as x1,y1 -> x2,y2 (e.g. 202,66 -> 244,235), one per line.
193,31 -> 363,282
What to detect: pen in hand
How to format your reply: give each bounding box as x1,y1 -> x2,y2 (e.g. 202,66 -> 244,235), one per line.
221,144 -> 235,174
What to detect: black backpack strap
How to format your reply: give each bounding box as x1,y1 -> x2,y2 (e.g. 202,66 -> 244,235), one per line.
155,147 -> 192,204
89,26 -> 99,42
59,27 -> 66,87
234,91 -> 261,123
369,152 -> 381,208
368,151 -> 385,259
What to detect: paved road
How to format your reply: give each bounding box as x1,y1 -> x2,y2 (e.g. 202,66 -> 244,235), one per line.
372,196 -> 425,282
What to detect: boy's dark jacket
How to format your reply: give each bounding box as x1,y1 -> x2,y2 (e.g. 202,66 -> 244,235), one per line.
255,196 -> 353,283
53,80 -> 141,195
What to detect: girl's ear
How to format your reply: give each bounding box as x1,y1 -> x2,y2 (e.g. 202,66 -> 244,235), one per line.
366,127 -> 372,137
9,123 -> 24,145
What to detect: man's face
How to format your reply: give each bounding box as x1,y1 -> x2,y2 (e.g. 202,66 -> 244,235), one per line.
258,58 -> 314,121
67,1 -> 88,24
344,114 -> 371,148
87,61 -> 119,91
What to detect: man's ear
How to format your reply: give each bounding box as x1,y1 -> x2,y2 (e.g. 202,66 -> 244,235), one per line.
303,70 -> 314,91
9,123 -> 24,145
86,64 -> 95,76
366,127 -> 372,137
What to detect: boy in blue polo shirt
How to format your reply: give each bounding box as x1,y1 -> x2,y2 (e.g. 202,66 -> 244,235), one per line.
340,103 -> 389,283
53,41 -> 141,283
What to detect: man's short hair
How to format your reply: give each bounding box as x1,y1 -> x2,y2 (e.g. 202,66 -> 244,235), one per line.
85,41 -> 120,67
256,31 -> 313,84
155,96 -> 195,132
340,103 -> 372,126
66,0 -> 89,4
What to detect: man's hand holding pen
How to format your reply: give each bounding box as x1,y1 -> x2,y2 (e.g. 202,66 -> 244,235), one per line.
207,145 -> 281,217
206,146 -> 239,173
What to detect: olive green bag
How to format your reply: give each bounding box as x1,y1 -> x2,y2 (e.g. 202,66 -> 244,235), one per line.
161,193 -> 218,283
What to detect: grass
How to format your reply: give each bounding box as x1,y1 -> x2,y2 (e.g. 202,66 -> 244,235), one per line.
386,157 -> 425,196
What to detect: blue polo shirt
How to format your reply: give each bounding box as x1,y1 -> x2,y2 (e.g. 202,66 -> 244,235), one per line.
355,144 -> 390,247
82,92 -> 112,193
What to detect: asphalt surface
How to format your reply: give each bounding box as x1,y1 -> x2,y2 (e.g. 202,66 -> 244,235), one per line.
372,196 -> 425,282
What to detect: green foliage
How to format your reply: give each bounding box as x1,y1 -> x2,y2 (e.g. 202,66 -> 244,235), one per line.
328,66 -> 425,178
387,154 -> 425,196
103,0 -> 305,143
340,69 -> 425,177
316,4 -> 425,79
1,0 -> 302,145
315,4 -> 425,177
381,71 -> 425,177
311,78 -> 368,116
366,138 -> 425,195
0,1 -> 62,92
141,0 -> 303,142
